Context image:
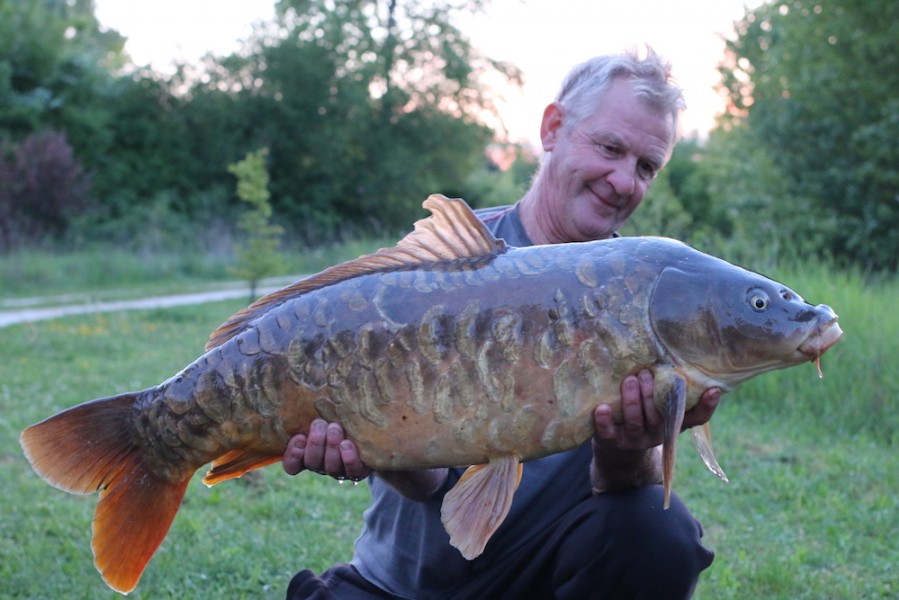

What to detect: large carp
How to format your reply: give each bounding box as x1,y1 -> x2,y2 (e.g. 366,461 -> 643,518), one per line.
21,195 -> 842,594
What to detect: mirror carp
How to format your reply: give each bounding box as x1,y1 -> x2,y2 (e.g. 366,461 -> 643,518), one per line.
20,195 -> 843,593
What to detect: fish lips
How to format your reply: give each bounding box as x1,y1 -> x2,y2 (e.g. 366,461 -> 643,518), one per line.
797,305 -> 843,358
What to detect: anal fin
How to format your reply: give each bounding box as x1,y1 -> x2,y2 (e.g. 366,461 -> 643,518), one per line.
440,455 -> 523,560
203,449 -> 283,486
691,423 -> 729,483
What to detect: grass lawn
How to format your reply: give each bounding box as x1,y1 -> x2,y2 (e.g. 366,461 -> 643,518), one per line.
1,265 -> 896,598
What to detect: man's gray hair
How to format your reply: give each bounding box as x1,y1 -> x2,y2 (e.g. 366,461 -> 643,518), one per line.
555,48 -> 685,136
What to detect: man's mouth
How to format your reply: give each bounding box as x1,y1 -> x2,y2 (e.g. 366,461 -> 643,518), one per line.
589,186 -> 623,212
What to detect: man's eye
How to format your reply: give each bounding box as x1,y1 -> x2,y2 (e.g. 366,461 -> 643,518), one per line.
638,162 -> 657,179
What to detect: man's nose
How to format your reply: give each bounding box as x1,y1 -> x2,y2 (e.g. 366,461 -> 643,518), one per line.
607,162 -> 637,197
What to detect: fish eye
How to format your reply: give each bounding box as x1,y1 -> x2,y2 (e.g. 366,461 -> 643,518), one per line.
780,289 -> 794,301
748,291 -> 770,312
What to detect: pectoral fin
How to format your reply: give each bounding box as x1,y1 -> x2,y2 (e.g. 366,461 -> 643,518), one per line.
440,454 -> 523,560
661,377 -> 687,509
691,422 -> 729,483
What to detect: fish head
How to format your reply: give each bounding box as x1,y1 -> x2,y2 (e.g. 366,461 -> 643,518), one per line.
649,260 -> 843,388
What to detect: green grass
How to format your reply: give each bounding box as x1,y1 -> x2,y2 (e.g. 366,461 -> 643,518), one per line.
0,238 -> 390,305
0,261 -> 896,598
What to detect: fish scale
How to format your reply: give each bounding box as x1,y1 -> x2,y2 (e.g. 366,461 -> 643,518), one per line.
19,195 -> 842,593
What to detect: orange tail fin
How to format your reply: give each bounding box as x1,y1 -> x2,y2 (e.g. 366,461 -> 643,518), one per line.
20,392 -> 191,594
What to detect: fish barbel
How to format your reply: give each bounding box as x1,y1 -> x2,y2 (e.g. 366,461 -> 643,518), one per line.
20,195 -> 843,593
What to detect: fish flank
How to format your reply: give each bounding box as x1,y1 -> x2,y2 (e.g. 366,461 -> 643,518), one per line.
552,357 -> 587,418
357,370 -> 388,427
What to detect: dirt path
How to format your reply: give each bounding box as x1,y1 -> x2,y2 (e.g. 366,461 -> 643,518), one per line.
0,280 -> 295,329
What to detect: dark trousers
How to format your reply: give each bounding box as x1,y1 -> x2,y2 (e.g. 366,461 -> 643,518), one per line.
286,485 -> 714,600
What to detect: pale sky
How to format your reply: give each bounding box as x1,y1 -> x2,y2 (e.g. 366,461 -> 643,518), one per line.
94,0 -> 765,144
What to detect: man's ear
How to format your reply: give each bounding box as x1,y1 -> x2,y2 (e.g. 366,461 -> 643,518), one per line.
540,102 -> 564,152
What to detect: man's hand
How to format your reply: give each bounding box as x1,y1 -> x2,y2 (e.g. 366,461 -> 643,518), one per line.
593,370 -> 721,450
282,419 -> 372,482
590,369 -> 721,493
282,419 -> 447,500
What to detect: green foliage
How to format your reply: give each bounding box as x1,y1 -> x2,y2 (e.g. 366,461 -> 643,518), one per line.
0,130 -> 93,249
200,0 -> 509,240
619,170 -> 693,240
228,148 -> 286,299
717,0 -> 899,270
663,137 -> 732,239
0,0 -> 126,155
682,125 -> 835,267
0,0 -> 519,251
462,143 -> 538,208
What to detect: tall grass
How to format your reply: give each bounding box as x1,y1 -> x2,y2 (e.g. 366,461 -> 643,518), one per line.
736,262 -> 897,445
0,237 -> 391,303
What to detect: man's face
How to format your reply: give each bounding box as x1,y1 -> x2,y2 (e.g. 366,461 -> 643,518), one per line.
538,78 -> 675,243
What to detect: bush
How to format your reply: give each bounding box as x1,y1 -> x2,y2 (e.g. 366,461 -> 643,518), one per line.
0,130 -> 93,250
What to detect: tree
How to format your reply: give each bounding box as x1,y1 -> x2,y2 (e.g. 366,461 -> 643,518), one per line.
184,0 -> 519,241
619,169 -> 693,242
228,148 -> 286,300
663,136 -> 732,240
0,0 -> 519,250
718,0 -> 899,270
0,0 -> 126,151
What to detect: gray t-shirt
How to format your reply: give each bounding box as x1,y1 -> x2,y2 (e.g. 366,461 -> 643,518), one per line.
350,203 -> 594,599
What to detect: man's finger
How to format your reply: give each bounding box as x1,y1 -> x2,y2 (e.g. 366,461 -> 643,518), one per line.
593,403 -> 616,441
323,423 -> 347,474
303,419 -> 328,470
283,434 -> 307,475
637,369 -> 661,428
340,440 -> 372,481
619,375 -> 645,434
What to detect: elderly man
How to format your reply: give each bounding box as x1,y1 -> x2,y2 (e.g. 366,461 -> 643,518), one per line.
284,49 -> 719,600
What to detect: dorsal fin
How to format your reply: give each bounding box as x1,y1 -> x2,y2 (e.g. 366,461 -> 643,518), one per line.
205,194 -> 506,350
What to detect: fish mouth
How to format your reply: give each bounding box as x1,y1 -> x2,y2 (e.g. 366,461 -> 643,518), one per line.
797,313 -> 843,359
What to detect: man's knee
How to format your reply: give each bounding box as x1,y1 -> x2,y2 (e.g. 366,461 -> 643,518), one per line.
603,485 -> 711,560
552,485 -> 714,599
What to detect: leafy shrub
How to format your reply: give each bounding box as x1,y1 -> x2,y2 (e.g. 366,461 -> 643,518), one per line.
0,130 -> 93,250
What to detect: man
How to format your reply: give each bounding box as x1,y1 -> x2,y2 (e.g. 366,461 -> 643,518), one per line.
283,49 -> 720,599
